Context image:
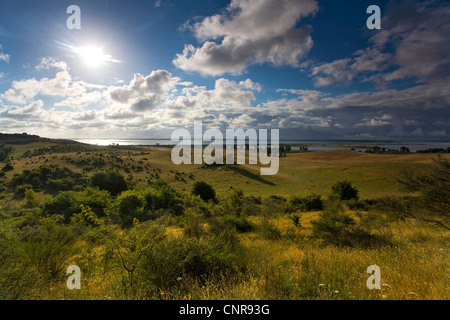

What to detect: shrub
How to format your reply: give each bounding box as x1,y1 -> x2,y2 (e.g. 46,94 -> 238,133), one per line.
311,202 -> 389,248
260,195 -> 286,217
183,217 -> 205,242
228,189 -> 244,216
9,165 -> 83,193
91,171 -> 127,196
145,181 -> 183,215
191,181 -> 216,202
209,215 -> 254,234
24,188 -> 39,208
116,190 -> 146,227
0,143 -> 13,162
42,187 -> 112,222
285,193 -> 324,213
140,229 -> 245,290
1,163 -> 14,172
331,181 -> 359,201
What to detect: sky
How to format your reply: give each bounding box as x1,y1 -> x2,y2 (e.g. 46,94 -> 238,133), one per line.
0,0 -> 449,141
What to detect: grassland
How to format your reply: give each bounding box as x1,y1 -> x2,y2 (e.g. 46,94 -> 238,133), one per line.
5,143 -> 439,199
0,139 -> 448,300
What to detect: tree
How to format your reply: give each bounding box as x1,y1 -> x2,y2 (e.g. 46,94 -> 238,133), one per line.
396,155 -> 450,230
331,181 -> 359,201
191,181 -> 216,202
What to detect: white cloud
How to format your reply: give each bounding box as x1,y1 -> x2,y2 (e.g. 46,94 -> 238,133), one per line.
173,0 -> 318,76
107,70 -> 182,112
35,57 -> 69,71
2,71 -> 87,104
54,91 -> 103,109
0,44 -> 10,63
311,1 -> 450,87
0,100 -> 44,119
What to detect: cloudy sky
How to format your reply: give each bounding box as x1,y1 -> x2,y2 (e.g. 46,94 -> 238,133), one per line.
0,0 -> 449,140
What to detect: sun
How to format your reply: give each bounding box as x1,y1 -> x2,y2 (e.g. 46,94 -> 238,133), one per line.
76,46 -> 110,67
55,41 -> 120,68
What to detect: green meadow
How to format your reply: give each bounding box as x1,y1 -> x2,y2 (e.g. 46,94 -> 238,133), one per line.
0,137 -> 448,300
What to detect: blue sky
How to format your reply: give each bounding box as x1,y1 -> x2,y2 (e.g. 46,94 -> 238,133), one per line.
0,0 -> 449,140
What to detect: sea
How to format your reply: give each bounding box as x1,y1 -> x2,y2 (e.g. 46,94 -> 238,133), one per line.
72,138 -> 450,153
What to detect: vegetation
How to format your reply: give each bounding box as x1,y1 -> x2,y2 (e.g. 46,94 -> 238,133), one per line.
331,180 -> 359,201
0,143 -> 13,162
0,136 -> 448,300
91,171 -> 127,196
191,181 -> 216,202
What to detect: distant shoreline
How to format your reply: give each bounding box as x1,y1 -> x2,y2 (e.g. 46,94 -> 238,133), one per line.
72,138 -> 450,153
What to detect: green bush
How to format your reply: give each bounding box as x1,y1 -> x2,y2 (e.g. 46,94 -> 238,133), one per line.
0,143 -> 13,162
191,181 -> 216,202
116,190 -> 146,227
210,215 -> 254,234
9,165 -> 83,193
42,187 -> 112,222
145,181 -> 183,215
1,163 -> 14,172
311,202 -> 389,248
331,181 -> 359,201
260,195 -> 286,217
24,188 -> 39,208
228,189 -> 244,216
140,229 -> 245,290
285,193 -> 324,213
91,171 -> 127,196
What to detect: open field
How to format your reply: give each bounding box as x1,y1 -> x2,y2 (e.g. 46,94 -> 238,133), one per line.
0,139 -> 449,300
5,143 -> 443,199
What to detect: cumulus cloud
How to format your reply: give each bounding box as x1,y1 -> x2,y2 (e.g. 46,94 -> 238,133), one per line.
173,0 -> 318,76
1,61 -> 448,140
54,91 -> 103,109
107,70 -> 183,112
311,0 -> 450,87
2,71 -> 87,104
0,100 -> 43,119
35,57 -> 69,71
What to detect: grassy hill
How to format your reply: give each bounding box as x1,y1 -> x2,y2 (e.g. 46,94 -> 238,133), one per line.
5,144 -> 442,199
0,138 -> 448,300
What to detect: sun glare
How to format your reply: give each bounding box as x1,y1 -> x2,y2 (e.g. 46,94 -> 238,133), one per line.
76,46 -> 109,67
55,40 -> 120,68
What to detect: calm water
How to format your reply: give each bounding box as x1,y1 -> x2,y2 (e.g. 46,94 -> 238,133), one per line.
72,138 -> 450,153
